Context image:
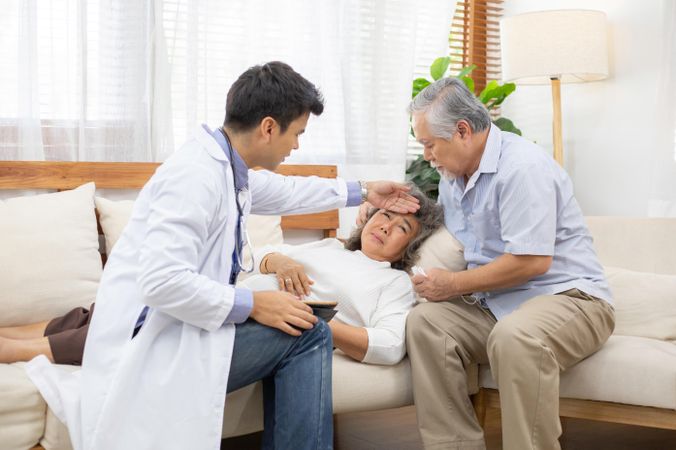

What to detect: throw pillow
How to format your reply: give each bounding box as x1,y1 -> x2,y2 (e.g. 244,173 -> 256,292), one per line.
0,183 -> 102,327
414,226 -> 467,302
604,266 -> 676,342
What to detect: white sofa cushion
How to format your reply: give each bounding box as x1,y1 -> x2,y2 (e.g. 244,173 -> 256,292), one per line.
0,363 -> 46,450
414,227 -> 466,302
479,335 -> 676,410
586,216 -> 676,275
0,183 -> 101,327
605,266 -> 676,342
94,197 -> 134,254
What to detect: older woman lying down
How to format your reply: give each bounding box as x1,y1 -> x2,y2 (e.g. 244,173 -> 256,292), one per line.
241,184 -> 443,365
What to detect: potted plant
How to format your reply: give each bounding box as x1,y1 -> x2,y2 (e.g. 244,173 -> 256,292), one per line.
406,57 -> 521,199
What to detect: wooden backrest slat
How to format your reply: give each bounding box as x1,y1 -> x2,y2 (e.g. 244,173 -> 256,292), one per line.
0,161 -> 339,233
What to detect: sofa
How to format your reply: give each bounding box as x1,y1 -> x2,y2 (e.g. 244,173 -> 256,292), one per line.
1,161 -> 675,450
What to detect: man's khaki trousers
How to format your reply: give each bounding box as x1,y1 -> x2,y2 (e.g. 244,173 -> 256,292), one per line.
406,290 -> 615,450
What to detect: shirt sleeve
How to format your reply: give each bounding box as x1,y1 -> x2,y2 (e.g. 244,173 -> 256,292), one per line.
362,274 -> 415,365
223,288 -> 253,324
497,162 -> 557,256
345,181 -> 362,207
248,169 -> 349,215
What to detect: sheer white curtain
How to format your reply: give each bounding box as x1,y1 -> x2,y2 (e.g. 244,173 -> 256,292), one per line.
0,0 -> 172,162
162,0 -> 455,168
1,0 -> 454,171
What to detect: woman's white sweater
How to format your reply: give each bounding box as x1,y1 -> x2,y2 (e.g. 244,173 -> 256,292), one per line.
239,238 -> 414,365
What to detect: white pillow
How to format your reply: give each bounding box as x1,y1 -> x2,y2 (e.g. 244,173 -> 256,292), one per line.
604,266 -> 676,342
0,183 -> 102,327
95,197 -> 135,253
95,197 -> 284,262
413,226 -> 467,302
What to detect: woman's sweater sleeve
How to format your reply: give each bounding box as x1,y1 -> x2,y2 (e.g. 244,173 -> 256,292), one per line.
362,274 -> 415,365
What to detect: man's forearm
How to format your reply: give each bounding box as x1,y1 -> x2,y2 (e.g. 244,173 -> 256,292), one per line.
457,254 -> 550,294
422,254 -> 552,302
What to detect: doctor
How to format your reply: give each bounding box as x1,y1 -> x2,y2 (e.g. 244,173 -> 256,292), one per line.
26,61 -> 419,450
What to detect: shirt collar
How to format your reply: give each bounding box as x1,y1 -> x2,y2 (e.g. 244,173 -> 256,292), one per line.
476,123 -> 503,175
460,123 -> 503,195
207,125 -> 249,191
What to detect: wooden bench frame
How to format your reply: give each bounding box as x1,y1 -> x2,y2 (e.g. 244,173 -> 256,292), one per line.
472,387 -> 676,431
0,161 -> 339,238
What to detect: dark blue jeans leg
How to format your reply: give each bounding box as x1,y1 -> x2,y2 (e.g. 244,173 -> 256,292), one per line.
227,319 -> 333,450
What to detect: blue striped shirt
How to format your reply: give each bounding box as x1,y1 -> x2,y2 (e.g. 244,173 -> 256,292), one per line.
439,124 -> 613,320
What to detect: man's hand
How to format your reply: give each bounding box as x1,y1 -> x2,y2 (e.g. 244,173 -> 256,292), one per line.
411,268 -> 458,302
365,181 -> 420,214
250,291 -> 318,336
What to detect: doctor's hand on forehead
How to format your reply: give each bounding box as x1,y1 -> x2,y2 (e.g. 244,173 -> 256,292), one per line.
250,291 -> 317,337
365,181 -> 420,215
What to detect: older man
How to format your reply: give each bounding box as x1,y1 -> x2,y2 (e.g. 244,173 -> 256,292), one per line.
406,77 -> 615,450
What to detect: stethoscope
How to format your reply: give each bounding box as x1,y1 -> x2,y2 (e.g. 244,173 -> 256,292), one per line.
220,128 -> 255,275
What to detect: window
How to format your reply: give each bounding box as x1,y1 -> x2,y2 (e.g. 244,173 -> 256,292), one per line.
407,0 -> 503,160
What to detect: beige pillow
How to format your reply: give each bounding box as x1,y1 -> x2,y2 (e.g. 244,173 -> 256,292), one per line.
413,226 -> 467,303
0,183 -> 102,327
95,197 -> 135,253
604,266 -> 676,342
95,197 -> 284,261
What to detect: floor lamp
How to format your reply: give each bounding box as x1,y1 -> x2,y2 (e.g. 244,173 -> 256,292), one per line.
500,10 -> 609,166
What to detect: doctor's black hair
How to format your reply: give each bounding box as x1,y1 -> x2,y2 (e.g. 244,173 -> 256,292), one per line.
224,61 -> 324,133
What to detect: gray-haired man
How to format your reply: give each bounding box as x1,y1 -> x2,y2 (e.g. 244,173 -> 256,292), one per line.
406,77 -> 615,450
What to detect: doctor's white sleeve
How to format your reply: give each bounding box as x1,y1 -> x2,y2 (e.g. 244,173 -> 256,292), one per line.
361,274 -> 416,365
136,163 -> 237,332
248,170 -> 361,215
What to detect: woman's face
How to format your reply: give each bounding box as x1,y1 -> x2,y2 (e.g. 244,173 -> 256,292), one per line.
360,209 -> 421,263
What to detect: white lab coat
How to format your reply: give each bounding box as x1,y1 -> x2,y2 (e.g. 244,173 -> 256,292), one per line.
26,124 -> 350,450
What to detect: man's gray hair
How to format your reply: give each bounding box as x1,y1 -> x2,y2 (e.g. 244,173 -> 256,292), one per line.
344,183 -> 444,273
408,77 -> 491,139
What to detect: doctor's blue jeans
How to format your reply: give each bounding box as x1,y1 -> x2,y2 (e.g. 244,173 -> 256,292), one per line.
227,319 -> 333,450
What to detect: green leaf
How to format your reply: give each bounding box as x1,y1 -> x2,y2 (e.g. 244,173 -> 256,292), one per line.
456,64 -> 476,79
405,155 -> 440,200
479,80 -> 499,104
493,117 -> 522,136
412,77 -> 431,99
461,76 -> 475,94
430,57 -> 451,81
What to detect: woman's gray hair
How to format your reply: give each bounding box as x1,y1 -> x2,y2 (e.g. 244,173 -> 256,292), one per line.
408,77 -> 491,139
344,183 -> 444,273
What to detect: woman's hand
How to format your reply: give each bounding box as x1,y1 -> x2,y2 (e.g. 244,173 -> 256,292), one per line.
262,253 -> 314,297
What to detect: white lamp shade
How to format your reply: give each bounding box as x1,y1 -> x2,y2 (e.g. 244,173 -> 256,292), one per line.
500,10 -> 609,84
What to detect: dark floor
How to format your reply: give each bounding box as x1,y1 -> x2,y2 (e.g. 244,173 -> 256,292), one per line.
221,406 -> 676,450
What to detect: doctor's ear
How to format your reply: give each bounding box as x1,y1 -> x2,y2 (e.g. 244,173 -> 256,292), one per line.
259,117 -> 278,142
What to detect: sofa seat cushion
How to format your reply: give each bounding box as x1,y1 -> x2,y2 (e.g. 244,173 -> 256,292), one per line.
0,362 -> 46,450
219,351 -> 415,439
479,335 -> 676,410
332,351 -> 413,414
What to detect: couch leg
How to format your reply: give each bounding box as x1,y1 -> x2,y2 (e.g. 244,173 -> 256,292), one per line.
472,388 -> 487,428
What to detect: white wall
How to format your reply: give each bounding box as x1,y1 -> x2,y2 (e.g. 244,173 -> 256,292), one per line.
501,0 -> 676,217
